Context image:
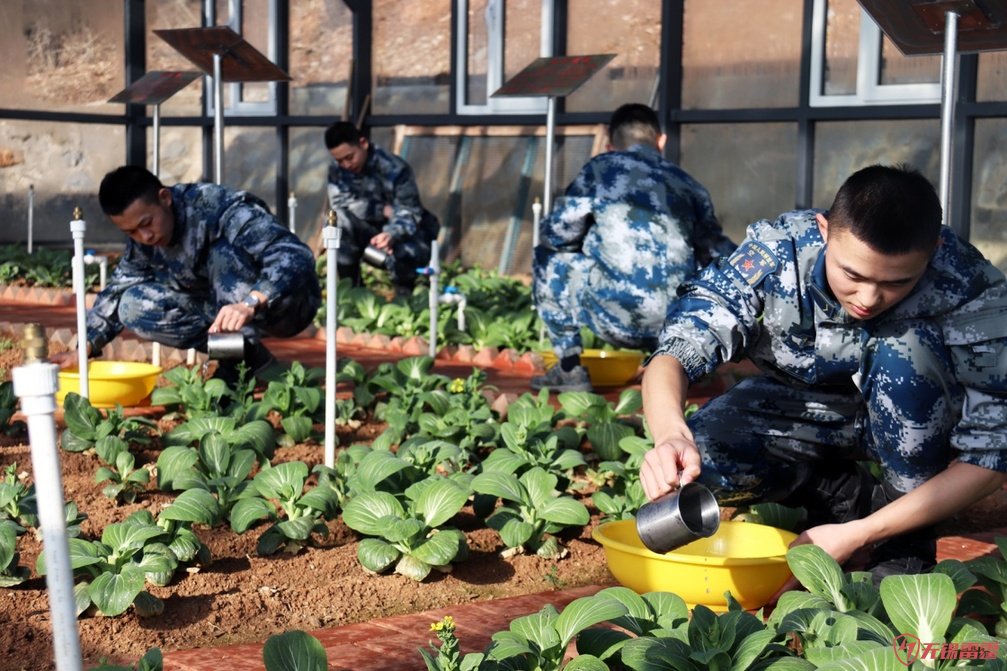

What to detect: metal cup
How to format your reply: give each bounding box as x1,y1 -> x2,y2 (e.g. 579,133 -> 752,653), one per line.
635,482 -> 721,554
362,245 -> 391,268
206,332 -> 246,360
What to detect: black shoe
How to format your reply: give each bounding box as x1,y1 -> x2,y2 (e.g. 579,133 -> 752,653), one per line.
530,364 -> 593,392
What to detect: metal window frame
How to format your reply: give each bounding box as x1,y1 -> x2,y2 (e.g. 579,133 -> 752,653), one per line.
454,0 -> 552,115
809,0 -> 941,107
203,0 -> 280,118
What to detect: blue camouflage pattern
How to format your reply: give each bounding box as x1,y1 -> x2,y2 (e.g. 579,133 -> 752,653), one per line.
87,183 -> 321,353
533,144 -> 735,356
327,144 -> 439,286
652,209 -> 1007,500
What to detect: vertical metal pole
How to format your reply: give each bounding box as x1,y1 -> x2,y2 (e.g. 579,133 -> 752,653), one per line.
13,325 -> 82,671
213,52 -> 225,185
70,209 -> 89,399
543,96 -> 557,218
323,213 -> 341,468
939,9 -> 959,227
152,103 -> 162,177
27,185 -> 34,254
428,240 -> 441,359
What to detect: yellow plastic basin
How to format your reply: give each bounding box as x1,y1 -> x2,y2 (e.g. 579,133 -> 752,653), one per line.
57,361 -> 163,408
593,519 -> 796,610
540,349 -> 644,387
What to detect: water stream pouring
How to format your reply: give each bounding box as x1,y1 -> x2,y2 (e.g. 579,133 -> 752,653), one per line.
635,482 -> 721,554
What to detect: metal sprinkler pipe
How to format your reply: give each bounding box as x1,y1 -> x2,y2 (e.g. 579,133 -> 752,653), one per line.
13,324 -> 83,671
323,211 -> 342,468
288,192 -> 298,235
69,207 -> 89,399
533,197 -> 546,347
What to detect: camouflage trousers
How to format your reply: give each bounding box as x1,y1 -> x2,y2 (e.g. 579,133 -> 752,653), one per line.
533,247 -> 660,359
117,239 -> 321,351
688,321 -> 961,504
335,212 -> 432,290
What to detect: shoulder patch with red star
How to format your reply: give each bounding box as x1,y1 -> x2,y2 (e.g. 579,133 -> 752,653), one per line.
728,240 -> 779,287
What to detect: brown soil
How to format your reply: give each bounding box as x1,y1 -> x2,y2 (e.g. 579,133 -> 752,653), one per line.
0,415 -> 614,670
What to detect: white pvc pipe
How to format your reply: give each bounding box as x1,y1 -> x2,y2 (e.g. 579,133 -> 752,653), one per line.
213,52 -> 224,186
83,253 -> 108,291
323,223 -> 341,468
70,214 -> 89,399
151,103 -> 162,369
531,197 -> 542,253
427,240 -> 441,359
440,291 -> 467,331
287,192 -> 297,235
12,357 -> 83,671
27,185 -> 35,255
938,9 -> 959,228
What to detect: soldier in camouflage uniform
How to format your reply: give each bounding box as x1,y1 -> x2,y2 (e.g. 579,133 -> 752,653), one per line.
641,164 -> 1007,580
325,121 -> 440,296
52,165 -> 321,381
532,103 -> 735,392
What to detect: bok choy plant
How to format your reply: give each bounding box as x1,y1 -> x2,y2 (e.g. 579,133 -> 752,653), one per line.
341,474 -> 470,581
471,467 -> 589,559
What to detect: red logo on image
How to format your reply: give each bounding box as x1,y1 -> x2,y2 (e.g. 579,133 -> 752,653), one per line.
893,633 -> 921,666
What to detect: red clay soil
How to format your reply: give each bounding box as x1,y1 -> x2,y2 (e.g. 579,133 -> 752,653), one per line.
0,299 -> 1005,670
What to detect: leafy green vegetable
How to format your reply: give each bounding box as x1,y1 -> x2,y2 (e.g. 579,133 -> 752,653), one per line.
472,467 -> 589,558
342,475 -> 470,581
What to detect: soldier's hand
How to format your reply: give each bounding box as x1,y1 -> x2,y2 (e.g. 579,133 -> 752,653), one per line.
382,204 -> 394,221
209,303 -> 254,334
769,520 -> 871,602
370,231 -> 393,253
51,350 -> 81,370
640,434 -> 702,500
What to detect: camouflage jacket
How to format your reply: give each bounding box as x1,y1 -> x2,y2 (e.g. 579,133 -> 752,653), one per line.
87,183 -> 317,351
327,144 -> 439,242
654,209 -> 1007,469
540,144 -> 735,324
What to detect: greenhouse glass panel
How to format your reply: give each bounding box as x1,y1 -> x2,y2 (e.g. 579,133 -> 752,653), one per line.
0,0 -> 124,114
290,0 -> 353,116
971,119 -> 1007,272
565,0 -> 661,112
812,119 -> 939,209
682,0 -> 801,110
0,121 -> 126,246
680,123 -> 796,243
373,0 -> 451,115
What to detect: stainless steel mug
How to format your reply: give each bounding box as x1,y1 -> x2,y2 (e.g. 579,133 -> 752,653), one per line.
635,482 -> 721,554
207,332 -> 246,360
362,245 -> 391,268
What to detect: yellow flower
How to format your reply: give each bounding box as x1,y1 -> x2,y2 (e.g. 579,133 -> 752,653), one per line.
448,378 -> 465,394
430,615 -> 456,632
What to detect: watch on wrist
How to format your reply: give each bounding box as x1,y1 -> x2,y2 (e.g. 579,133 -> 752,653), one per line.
242,294 -> 262,311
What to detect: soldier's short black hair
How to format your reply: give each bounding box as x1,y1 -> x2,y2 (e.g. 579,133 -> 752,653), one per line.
608,103 -> 661,151
828,164 -> 942,254
324,121 -> 365,149
99,165 -> 164,216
